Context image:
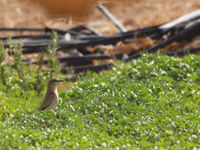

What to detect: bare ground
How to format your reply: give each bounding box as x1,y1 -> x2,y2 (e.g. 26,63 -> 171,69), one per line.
1,0 -> 200,56
1,0 -> 199,30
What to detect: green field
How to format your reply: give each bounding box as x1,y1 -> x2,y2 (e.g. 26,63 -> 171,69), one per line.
1,54 -> 200,149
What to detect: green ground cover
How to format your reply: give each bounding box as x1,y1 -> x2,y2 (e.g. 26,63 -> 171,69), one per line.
1,54 -> 200,149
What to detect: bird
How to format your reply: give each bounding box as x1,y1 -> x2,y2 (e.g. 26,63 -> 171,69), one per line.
38,77 -> 63,111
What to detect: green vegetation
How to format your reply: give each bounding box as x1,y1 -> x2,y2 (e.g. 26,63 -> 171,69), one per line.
1,53 -> 200,149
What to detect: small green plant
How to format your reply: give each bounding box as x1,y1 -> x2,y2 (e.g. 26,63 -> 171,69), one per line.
34,51 -> 46,95
0,34 -> 61,95
2,48 -> 200,149
11,43 -> 29,91
34,31 -> 60,94
46,31 -> 60,79
0,42 -> 9,87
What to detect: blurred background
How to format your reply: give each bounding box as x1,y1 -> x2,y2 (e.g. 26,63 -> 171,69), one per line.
0,0 -> 199,34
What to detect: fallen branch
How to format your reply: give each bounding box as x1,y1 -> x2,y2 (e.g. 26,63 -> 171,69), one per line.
24,53 -> 124,66
98,4 -> 127,32
164,46 -> 200,56
0,34 -> 54,40
2,24 -> 162,54
160,9 -> 200,31
62,63 -> 113,73
124,20 -> 200,62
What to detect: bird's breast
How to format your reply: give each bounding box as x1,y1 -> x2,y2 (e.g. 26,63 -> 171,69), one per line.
47,88 -> 59,109
52,90 -> 59,104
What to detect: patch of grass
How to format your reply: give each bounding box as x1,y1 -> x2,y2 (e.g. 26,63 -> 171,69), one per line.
1,54 -> 200,149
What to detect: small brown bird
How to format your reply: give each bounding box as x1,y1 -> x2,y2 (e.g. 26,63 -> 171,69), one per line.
38,78 -> 63,111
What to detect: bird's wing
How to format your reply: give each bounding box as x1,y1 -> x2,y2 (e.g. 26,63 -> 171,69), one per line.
38,92 -> 56,111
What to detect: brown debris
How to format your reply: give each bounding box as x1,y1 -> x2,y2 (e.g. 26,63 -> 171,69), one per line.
1,0 -> 200,71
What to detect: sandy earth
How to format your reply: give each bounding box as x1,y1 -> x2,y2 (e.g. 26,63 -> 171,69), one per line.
0,0 -> 200,30
0,0 -> 200,56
